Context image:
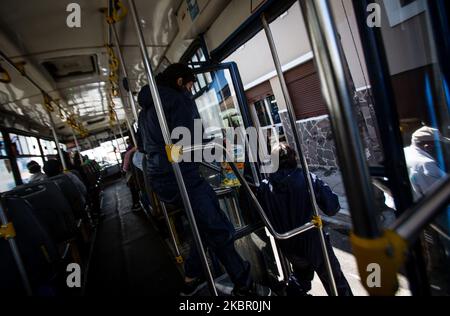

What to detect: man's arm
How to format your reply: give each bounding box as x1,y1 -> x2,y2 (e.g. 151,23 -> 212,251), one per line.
312,174 -> 341,216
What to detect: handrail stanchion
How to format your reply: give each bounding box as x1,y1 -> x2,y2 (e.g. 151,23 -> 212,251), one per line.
123,111 -> 138,146
111,22 -> 140,124
111,127 -> 122,170
392,177 -> 450,243
0,204 -> 32,295
261,14 -> 337,296
72,128 -> 81,153
48,110 -> 68,171
297,0 -> 415,296
114,111 -> 127,146
127,0 -> 217,296
160,202 -> 184,264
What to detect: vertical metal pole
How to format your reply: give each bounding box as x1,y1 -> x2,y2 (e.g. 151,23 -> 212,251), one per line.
277,249 -> 292,284
0,204 -> 32,295
261,14 -> 338,296
115,111 -> 126,146
161,202 -> 183,261
111,23 -> 140,124
298,0 -> 380,237
229,63 -> 262,186
128,0 -> 217,296
117,81 -> 138,146
352,0 -> 430,296
47,110 -> 68,171
72,128 -> 81,152
124,111 -> 138,146
37,134 -> 46,162
111,128 -> 122,173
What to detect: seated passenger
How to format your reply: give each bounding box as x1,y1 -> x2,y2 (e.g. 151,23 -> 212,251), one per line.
43,159 -> 87,202
138,63 -> 269,296
72,152 -> 88,185
27,160 -> 47,183
43,159 -> 63,178
258,143 -> 353,296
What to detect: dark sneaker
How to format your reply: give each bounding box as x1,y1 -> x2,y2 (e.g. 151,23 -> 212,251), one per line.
180,278 -> 206,296
232,282 -> 272,297
286,276 -> 312,296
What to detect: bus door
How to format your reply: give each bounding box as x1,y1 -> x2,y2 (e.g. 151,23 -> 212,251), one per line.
187,62 -> 289,288
297,0 -> 450,296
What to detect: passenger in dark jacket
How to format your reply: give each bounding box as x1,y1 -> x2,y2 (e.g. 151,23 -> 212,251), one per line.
138,63 -> 267,296
259,143 -> 352,296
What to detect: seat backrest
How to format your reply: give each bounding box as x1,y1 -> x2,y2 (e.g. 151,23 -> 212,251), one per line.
50,174 -> 86,221
2,181 -> 77,243
0,199 -> 59,294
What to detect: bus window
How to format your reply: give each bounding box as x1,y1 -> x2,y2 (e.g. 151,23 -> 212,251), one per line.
0,159 -> 15,193
373,0 -> 450,295
0,134 -> 15,191
194,68 -> 245,137
39,139 -> 57,156
0,133 -> 6,156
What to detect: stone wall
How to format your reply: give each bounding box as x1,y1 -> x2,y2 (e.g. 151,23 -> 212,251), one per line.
280,112 -> 338,169
280,87 -> 383,170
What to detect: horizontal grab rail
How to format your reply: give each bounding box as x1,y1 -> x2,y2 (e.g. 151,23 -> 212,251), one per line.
391,176 -> 450,243
183,143 -> 320,240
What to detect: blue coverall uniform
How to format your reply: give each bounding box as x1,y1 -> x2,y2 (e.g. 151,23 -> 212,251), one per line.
259,168 -> 353,296
138,84 -> 251,288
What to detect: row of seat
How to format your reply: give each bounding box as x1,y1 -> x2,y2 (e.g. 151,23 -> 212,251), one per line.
0,166 -> 101,295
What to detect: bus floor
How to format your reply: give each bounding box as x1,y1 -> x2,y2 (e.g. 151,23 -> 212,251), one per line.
84,179 -> 184,295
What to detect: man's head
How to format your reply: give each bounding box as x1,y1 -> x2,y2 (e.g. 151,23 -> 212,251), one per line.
158,63 -> 196,93
43,159 -> 62,177
412,126 -> 450,156
27,160 -> 41,174
271,142 -> 298,170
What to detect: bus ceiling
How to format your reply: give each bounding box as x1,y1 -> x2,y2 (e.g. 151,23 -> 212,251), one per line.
0,0 -> 296,142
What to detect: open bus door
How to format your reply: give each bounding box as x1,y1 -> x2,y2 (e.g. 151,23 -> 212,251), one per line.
187,62 -> 290,291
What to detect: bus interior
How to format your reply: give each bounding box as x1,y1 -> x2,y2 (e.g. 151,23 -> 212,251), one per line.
0,0 -> 449,297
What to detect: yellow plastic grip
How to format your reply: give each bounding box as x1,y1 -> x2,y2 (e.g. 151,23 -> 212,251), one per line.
350,230 -> 408,296
312,215 -> 323,228
0,65 -> 11,83
112,0 -> 128,22
0,222 -> 16,239
165,144 -> 183,163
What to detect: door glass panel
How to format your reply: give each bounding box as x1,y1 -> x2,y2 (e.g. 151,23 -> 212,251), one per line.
376,1 -> 450,295
193,67 -> 254,231
254,100 -> 271,127
193,68 -> 245,138
267,95 -> 281,124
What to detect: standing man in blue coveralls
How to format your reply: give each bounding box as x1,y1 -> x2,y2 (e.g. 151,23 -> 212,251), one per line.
137,63 -> 270,296
259,143 -> 352,296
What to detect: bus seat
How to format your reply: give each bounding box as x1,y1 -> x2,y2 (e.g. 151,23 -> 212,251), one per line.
1,181 -> 77,244
50,174 -> 87,221
0,198 -> 60,295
